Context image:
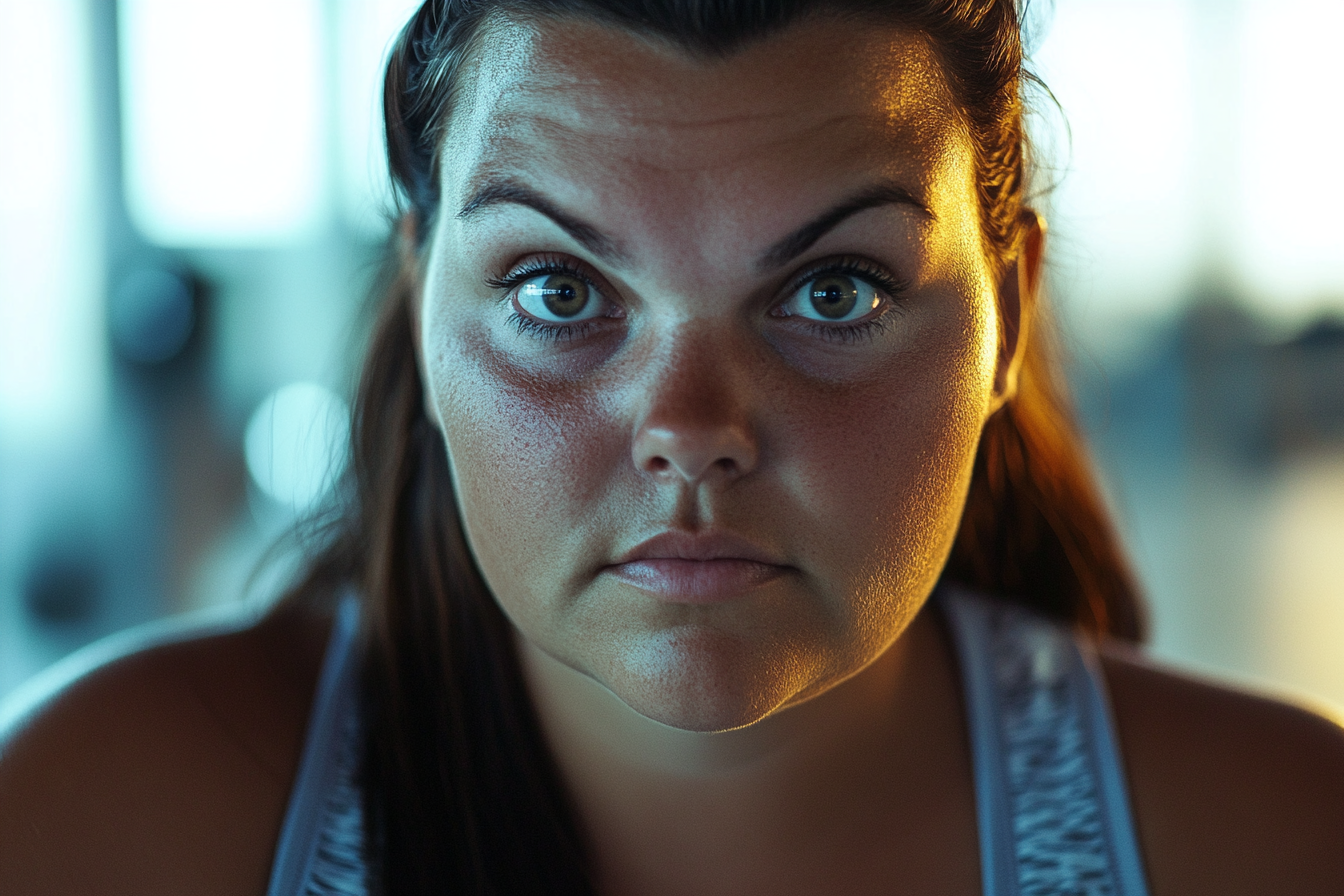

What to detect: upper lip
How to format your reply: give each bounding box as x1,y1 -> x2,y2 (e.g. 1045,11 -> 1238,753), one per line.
610,531 -> 788,566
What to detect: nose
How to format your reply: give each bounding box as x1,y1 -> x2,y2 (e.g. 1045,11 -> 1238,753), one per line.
631,333 -> 759,487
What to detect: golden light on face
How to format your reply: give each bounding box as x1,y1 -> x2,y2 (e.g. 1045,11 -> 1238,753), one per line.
417,15 -> 1007,732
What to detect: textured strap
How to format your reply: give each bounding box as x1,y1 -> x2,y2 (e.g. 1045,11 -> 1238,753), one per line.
939,588 -> 1151,896
267,594 -> 368,896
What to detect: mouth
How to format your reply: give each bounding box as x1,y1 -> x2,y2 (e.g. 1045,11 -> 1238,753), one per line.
604,531 -> 793,604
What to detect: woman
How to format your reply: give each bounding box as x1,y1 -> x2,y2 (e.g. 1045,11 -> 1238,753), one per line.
2,1 -> 1342,894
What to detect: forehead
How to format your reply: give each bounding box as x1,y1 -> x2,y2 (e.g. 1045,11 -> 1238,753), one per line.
444,14 -> 968,193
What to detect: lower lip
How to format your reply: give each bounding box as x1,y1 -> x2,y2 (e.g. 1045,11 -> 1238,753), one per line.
605,559 -> 790,604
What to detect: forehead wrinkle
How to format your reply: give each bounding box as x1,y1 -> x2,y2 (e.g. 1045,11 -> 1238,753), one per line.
466,23 -> 904,133
472,100 -> 896,182
448,109 -> 961,287
467,63 -> 963,190
451,16 -> 970,177
440,14 -> 980,279
511,78 -> 843,134
449,121 -> 619,224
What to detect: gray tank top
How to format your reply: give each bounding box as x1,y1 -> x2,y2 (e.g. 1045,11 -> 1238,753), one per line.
266,588 -> 1151,896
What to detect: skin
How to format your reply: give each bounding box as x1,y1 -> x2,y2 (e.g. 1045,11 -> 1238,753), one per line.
1,13 -> 1342,896
414,19 -> 1008,893
0,601 -> 328,896
420,17 -> 1003,735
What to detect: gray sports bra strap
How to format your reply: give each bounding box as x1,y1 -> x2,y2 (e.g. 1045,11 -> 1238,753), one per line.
267,593 -> 368,896
939,587 -> 1151,896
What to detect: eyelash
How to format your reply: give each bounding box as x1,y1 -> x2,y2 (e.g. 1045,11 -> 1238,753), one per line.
779,257 -> 909,344
485,254 -> 909,344
486,254 -> 607,343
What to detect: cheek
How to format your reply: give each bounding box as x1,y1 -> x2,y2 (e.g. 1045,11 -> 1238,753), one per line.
421,316 -> 626,615
779,298 -> 995,634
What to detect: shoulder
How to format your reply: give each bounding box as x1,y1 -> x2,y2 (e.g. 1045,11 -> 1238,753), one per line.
0,597 -> 332,896
1099,641 -> 1344,896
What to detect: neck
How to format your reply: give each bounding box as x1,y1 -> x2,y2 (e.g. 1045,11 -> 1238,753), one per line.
517,607 -> 979,896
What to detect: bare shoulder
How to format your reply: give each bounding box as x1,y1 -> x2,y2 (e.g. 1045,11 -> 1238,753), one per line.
0,598 -> 331,896
1099,641 -> 1344,896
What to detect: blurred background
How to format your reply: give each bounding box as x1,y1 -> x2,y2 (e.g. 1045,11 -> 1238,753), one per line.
1,0 -> 1341,716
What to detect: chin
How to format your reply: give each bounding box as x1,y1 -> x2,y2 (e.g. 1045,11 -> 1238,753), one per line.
602,625 -> 808,732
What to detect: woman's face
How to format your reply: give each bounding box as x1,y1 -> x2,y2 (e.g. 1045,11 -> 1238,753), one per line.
419,15 -> 1011,732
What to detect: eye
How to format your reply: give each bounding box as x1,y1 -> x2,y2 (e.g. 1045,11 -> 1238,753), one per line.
514,272 -> 604,322
779,273 -> 884,322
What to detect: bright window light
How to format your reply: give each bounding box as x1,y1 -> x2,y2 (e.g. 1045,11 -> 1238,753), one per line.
1031,0 -> 1198,339
1235,0 -> 1344,321
118,0 -> 326,245
0,0 -> 105,445
335,0 -> 422,236
244,382 -> 350,513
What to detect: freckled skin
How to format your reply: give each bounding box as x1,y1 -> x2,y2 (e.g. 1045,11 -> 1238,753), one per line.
419,16 -> 1004,733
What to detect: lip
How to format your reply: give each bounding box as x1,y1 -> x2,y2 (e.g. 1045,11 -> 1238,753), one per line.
605,531 -> 792,604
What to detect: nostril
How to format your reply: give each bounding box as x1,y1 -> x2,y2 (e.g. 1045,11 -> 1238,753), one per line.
633,424 -> 758,483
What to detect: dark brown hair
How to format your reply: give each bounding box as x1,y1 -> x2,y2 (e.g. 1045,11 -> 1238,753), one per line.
295,1 -> 1144,891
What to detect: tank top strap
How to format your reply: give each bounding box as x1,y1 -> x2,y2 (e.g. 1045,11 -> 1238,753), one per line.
267,592 -> 369,896
938,586 -> 1151,896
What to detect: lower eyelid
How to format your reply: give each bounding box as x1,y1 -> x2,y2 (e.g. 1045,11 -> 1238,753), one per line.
505,303 -> 622,344
508,310 -> 586,342
802,316 -> 892,343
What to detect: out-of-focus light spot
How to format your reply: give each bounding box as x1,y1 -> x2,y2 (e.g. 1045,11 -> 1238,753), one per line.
0,0 -> 105,445
1235,0 -> 1344,320
108,268 -> 195,365
244,382 -> 350,513
1030,0 -> 1198,343
335,0 -> 422,236
1261,453 -> 1344,712
118,0 -> 326,245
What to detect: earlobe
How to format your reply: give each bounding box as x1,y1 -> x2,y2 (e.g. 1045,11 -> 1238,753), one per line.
989,210 -> 1045,414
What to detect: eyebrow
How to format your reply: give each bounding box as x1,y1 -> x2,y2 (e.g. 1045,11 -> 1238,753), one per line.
456,177 -> 932,272
756,182 -> 933,273
457,179 -> 627,264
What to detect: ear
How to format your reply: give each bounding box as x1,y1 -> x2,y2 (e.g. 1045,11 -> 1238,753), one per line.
397,212 -> 438,427
398,211 -> 423,319
989,210 -> 1045,414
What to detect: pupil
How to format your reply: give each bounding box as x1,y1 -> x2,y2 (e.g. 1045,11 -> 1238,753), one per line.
810,276 -> 858,319
542,275 -> 587,317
